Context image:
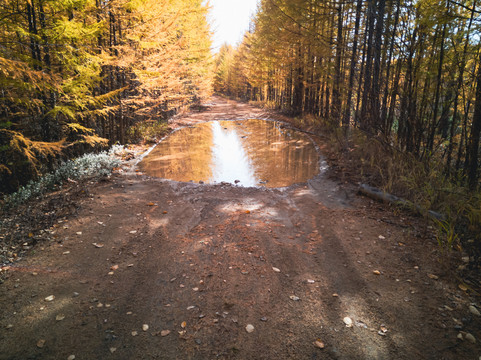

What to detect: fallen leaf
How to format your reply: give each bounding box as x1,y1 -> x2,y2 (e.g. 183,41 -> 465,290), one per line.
92,243 -> 104,248
163,211 -> 168,214
28,233 -> 33,238
110,265 -> 119,271
181,321 -> 186,328
245,210 -> 251,214
459,284 -> 468,291
55,314 -> 65,321
147,202 -> 155,206
313,340 -> 325,349
109,347 -> 116,354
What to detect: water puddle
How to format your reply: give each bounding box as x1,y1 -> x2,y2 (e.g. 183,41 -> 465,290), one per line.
139,119 -> 320,187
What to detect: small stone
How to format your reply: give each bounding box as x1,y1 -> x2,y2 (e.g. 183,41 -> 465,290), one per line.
332,293 -> 339,297
129,230 -> 137,234
6,324 -> 13,329
181,321 -> 186,328
109,347 -> 116,353
378,235 -> 385,240
92,243 -> 103,248
428,274 -> 439,280
245,324 -> 255,333
343,317 -> 353,327
73,292 -> 79,297
187,306 -> 195,310
272,267 -> 281,273
62,251 -> 70,255
76,232 -> 82,235
56,314 -> 65,321
192,287 -> 199,292
457,332 -> 464,340
313,340 -> 325,349
143,324 -> 149,331
161,330 -> 170,337
67,355 -> 76,360
307,279 -> 315,284
45,295 -> 55,302
469,305 -> 481,316
260,317 -> 268,322
131,331 -> 138,336
37,339 -> 45,348
289,295 -> 300,301
373,270 -> 381,275
465,333 -> 476,343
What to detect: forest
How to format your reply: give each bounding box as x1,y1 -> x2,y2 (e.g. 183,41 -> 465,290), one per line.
0,0 -> 212,193
215,0 -> 481,188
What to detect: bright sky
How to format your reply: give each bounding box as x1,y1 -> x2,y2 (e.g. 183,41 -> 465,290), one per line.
207,0 -> 259,52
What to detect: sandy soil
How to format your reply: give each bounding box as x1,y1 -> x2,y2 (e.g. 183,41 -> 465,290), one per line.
0,96 -> 480,359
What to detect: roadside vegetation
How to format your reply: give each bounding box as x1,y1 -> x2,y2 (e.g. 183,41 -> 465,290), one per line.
0,0 -> 212,194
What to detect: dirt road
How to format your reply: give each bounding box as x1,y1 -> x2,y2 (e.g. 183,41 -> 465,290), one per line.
0,97 -> 479,359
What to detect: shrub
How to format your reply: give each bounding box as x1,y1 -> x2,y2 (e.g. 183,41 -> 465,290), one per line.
2,146 -> 122,209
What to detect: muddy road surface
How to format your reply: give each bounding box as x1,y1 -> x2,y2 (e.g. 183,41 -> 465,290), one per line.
0,97 -> 479,359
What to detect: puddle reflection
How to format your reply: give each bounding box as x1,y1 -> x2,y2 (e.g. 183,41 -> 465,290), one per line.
139,119 -> 320,187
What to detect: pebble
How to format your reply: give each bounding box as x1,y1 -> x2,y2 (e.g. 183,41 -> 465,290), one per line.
132,331 -> 138,336
260,317 -> 268,322
372,270 -> 381,275
44,295 -> 55,302
465,333 -> 476,343
56,314 -> 65,321
272,267 -> 281,273
67,355 -> 76,360
109,347 -> 116,353
245,324 -> 255,333
161,330 -> 170,337
469,305 -> 480,316
37,339 -> 45,348
289,295 -> 300,301
343,317 -> 353,327
142,324 -> 149,331
313,340 -> 325,349
307,279 -> 315,284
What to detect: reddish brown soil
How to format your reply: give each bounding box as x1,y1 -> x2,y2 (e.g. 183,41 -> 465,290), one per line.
1,96 -> 480,359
